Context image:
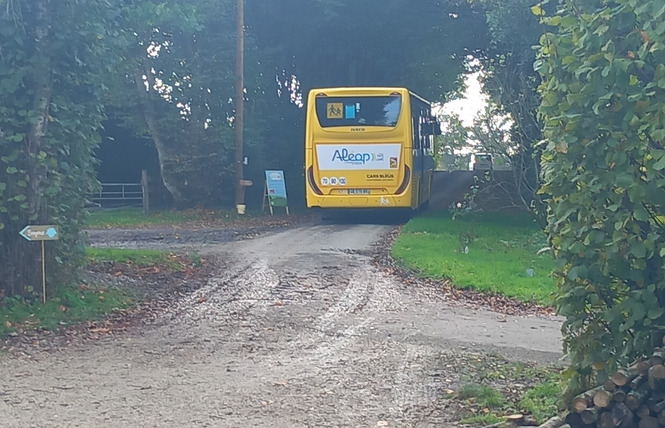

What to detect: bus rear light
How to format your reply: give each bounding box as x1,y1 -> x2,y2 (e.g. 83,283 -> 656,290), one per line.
307,167 -> 323,195
395,165 -> 411,194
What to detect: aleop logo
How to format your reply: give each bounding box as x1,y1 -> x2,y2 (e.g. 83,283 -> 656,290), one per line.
331,148 -> 383,165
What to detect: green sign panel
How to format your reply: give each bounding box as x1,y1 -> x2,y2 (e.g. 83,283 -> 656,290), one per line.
265,170 -> 288,207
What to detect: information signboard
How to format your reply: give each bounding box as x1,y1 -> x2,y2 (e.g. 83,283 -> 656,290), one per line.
265,170 -> 288,207
264,170 -> 289,215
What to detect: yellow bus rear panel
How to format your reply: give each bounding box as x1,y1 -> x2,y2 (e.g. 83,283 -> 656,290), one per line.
304,87 -> 436,212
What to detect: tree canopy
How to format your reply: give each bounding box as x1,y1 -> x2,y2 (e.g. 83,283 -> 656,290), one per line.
0,0 -> 491,299
247,0 -> 488,101
100,0 -> 490,207
444,0 -> 553,222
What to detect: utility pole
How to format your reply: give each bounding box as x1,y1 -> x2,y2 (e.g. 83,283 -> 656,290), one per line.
234,0 -> 245,213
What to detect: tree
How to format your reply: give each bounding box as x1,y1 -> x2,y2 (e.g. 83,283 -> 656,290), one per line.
105,0 -> 241,208
101,1 -> 491,209
238,0 -> 491,205
248,0 -> 489,102
439,101 -> 542,213
468,0 -> 554,223
0,0 -> 124,297
537,0 -> 665,393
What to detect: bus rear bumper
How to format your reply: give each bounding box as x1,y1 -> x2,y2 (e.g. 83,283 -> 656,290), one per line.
306,194 -> 413,209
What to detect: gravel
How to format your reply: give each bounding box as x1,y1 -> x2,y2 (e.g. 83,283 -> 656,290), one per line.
0,215 -> 564,427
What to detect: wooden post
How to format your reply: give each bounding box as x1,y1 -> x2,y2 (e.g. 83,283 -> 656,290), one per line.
41,241 -> 46,304
19,225 -> 58,304
234,0 -> 245,212
141,169 -> 150,216
267,180 -> 273,215
262,180 -> 268,214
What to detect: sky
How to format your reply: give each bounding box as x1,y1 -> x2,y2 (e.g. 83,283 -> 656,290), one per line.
440,71 -> 488,126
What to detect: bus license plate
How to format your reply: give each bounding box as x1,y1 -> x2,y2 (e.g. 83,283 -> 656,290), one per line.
348,189 -> 370,195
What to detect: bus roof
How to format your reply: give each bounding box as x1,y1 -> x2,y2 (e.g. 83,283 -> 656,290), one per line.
308,87 -> 432,105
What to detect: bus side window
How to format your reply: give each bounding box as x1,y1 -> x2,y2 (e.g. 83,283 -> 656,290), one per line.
419,112 -> 438,152
418,113 -> 427,150
423,114 -> 428,150
413,117 -> 421,149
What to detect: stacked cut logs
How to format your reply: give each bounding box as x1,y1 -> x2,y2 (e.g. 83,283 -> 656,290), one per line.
564,347 -> 665,428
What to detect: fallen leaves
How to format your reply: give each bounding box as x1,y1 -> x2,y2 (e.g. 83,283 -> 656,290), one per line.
142,266 -> 161,274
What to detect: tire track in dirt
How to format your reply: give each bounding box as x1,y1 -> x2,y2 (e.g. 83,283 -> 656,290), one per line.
0,223 -> 562,427
168,235 -> 450,426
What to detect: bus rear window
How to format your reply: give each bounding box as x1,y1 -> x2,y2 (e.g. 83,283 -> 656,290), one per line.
315,95 -> 402,128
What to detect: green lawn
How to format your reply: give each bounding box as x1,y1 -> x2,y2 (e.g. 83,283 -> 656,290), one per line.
85,247 -> 189,270
0,248 -> 193,338
391,211 -> 556,305
85,207 -> 254,228
0,284 -> 135,337
453,358 -> 562,426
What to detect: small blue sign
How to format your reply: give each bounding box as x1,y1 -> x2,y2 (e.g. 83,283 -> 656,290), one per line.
46,227 -> 57,239
345,104 -> 356,119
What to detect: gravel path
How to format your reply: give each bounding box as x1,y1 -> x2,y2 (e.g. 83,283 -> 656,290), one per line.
0,221 -> 564,427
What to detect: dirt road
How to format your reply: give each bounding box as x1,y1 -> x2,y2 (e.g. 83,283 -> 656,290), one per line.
0,221 -> 563,427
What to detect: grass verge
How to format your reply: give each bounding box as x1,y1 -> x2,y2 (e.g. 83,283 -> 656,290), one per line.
1,248 -> 190,338
85,207 -> 256,228
85,247 -> 191,271
391,211 -> 556,305
452,356 -> 562,426
0,284 -> 135,338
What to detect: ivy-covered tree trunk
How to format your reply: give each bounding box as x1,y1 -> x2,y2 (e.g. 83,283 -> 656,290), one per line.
0,0 -> 54,297
27,0 -> 52,220
1,0 -> 122,299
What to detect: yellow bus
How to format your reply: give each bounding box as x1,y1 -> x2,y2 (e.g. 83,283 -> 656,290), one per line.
305,87 -> 440,212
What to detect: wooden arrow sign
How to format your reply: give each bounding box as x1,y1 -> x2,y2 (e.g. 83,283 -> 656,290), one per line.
18,225 -> 59,304
19,225 -> 59,241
